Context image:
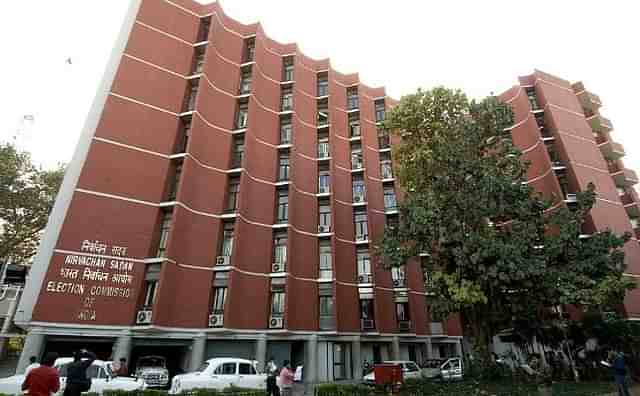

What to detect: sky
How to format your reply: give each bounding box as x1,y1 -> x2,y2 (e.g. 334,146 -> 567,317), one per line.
1,1 -> 639,173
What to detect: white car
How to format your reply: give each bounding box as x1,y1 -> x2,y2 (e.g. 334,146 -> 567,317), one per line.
422,357 -> 464,381
169,358 -> 266,394
135,356 -> 170,388
0,358 -> 145,396
362,361 -> 423,385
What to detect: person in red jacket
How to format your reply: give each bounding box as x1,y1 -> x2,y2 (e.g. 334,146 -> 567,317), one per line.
22,352 -> 60,396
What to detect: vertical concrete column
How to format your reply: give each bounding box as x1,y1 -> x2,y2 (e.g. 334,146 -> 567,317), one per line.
189,333 -> 207,372
391,336 -> 400,361
112,331 -> 133,363
255,334 -> 267,373
306,335 -> 318,385
454,339 -> 463,357
351,336 -> 362,380
16,330 -> 45,374
425,338 -> 433,359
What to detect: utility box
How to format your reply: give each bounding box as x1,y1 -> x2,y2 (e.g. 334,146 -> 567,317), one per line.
373,363 -> 403,386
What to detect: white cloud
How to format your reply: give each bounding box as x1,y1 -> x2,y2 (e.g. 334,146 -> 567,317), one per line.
1,0 -> 639,174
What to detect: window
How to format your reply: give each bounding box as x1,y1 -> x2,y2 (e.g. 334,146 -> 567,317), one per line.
232,137 -> 244,168
392,265 -> 406,287
282,57 -> 294,81
215,363 -> 237,375
277,190 -> 289,223
271,292 -> 285,316
236,101 -> 248,129
380,152 -> 393,179
281,87 -> 293,112
220,222 -> 234,257
168,163 -> 183,200
156,212 -> 172,257
360,299 -> 375,320
352,175 -> 366,202
319,202 -> 331,231
212,287 -> 227,313
186,80 -> 199,111
535,112 -> 545,128
396,302 -> 410,321
384,186 -> 397,210
239,363 -> 257,375
239,68 -> 252,94
356,248 -> 371,282
631,218 -> 639,229
317,74 -> 328,97
143,280 -> 158,308
333,344 -> 346,380
349,115 -> 361,137
526,87 -> 540,111
280,117 -> 292,144
318,168 -> 331,194
375,100 -> 385,122
351,143 -> 363,170
244,38 -> 255,62
227,178 -> 240,212
319,296 -> 334,316
273,232 -> 288,266
177,118 -> 191,153
318,134 -> 330,159
317,100 -> 329,125
378,128 -> 389,149
197,16 -> 211,42
354,209 -> 368,241
193,47 -> 206,74
319,241 -> 332,279
347,87 -> 359,110
278,152 -> 290,181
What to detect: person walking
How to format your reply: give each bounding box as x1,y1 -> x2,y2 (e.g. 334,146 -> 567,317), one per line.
278,360 -> 294,396
609,351 -> 633,396
63,349 -> 96,396
113,357 -> 129,377
25,356 -> 40,375
21,352 -> 60,396
266,356 -> 280,396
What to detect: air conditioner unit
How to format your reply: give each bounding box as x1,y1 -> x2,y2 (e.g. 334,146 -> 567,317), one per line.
398,321 -> 411,331
358,275 -> 366,283
269,317 -> 284,329
361,319 -> 375,330
319,186 -> 329,194
136,310 -> 152,325
208,314 -> 224,328
318,225 -> 331,233
272,263 -> 284,273
393,279 -> 405,288
216,256 -> 230,266
354,195 -> 363,203
565,193 -> 577,202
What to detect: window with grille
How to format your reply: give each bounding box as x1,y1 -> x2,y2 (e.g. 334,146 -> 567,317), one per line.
280,117 -> 292,144
273,232 -> 288,265
156,212 -> 172,257
227,178 -> 240,212
281,87 -> 293,112
347,87 -> 359,110
317,74 -> 328,97
352,175 -> 366,202
236,102 -> 248,129
239,68 -> 252,94
277,190 -> 289,223
384,186 -> 397,210
221,222 -> 234,257
354,210 -> 368,241
282,57 -> 294,81
278,152 -> 290,181
351,143 -> 363,170
271,292 -> 285,316
319,241 -> 332,279
212,287 -> 227,313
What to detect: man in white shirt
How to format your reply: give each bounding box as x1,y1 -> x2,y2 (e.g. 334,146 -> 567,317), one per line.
24,356 -> 40,375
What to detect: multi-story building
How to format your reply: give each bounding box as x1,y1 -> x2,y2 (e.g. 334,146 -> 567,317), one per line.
13,0 -> 463,380
500,70 -> 640,319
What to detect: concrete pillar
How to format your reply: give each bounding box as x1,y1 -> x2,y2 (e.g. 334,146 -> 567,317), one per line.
352,336 -> 362,380
189,333 -> 207,372
16,330 -> 45,374
454,339 -> 463,357
306,335 -> 318,385
391,336 -> 400,361
112,331 -> 133,363
255,334 -> 267,373
425,338 -> 433,359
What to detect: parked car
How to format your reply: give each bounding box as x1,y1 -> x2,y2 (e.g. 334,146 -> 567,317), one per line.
169,358 -> 266,394
135,356 -> 170,388
363,361 -> 422,385
421,357 -> 464,381
0,357 -> 145,396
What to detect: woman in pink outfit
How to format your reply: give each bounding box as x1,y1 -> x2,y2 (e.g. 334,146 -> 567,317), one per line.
278,360 -> 295,396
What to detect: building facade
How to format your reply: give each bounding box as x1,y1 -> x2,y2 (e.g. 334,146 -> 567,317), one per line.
500,70 -> 640,319
14,0 -> 463,381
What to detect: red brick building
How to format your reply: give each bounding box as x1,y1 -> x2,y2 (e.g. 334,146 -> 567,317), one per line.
14,0 -> 462,380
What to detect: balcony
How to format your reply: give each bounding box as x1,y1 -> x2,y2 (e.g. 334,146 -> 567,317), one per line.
360,318 -> 375,331
598,138 -> 625,160
398,320 -> 411,332
612,167 -> 639,187
587,114 -> 613,133
626,202 -> 640,219
357,273 -> 373,284
319,315 -> 336,331
573,85 -> 602,115
429,322 -> 444,335
392,278 -> 407,288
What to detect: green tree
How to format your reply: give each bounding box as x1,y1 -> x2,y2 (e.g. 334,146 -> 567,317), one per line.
377,87 -> 635,362
0,142 -> 65,266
